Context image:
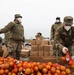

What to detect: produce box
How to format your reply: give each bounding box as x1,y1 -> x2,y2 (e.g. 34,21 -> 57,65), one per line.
21,49 -> 30,58
31,45 -> 38,50
39,46 -> 44,56
42,56 -> 57,63
30,50 -> 39,56
41,40 -> 49,46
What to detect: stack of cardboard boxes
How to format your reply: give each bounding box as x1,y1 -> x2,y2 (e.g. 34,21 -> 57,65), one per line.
29,35 -> 55,63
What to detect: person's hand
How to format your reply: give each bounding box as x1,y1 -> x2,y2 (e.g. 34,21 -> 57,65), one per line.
62,47 -> 68,54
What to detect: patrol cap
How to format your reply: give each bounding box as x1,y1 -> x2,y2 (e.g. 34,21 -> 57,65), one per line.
64,16 -> 73,25
14,14 -> 22,18
56,17 -> 60,20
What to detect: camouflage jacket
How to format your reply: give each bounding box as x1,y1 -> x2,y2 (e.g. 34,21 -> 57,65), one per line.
54,25 -> 74,50
4,31 -> 10,40
0,21 -> 25,42
50,22 -> 62,40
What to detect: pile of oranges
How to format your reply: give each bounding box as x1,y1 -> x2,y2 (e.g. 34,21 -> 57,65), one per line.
0,57 -> 72,75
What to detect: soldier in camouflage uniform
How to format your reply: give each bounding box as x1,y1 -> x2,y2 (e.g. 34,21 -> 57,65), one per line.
54,16 -> 74,57
0,14 -> 25,60
50,17 -> 62,41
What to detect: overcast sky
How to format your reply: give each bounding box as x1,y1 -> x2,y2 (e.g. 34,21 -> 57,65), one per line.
0,0 -> 74,39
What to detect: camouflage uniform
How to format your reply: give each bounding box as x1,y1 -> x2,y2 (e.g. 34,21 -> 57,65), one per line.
50,17 -> 62,40
4,31 -> 10,47
54,16 -> 74,56
0,14 -> 25,59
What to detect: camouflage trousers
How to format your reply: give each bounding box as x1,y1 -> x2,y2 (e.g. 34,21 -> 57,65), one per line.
7,39 -> 22,60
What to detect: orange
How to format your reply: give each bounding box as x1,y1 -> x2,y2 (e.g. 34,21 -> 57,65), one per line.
46,65 -> 51,70
42,63 -> 46,68
36,62 -> 41,66
38,64 -> 44,70
42,68 -> 48,74
47,62 -> 53,66
31,73 -> 35,75
4,69 -> 9,74
11,73 -> 16,75
68,61 -> 73,65
61,57 -> 66,61
32,62 -> 37,66
25,68 -> 31,74
9,61 -> 14,67
56,66 -> 60,70
34,66 -> 39,71
8,72 -> 12,75
19,67 -> 23,72
50,67 -> 56,74
13,68 -> 18,73
0,69 -> 4,74
26,63 -> 32,68
54,73 -> 58,75
71,64 -> 74,68
61,71 -> 66,75
65,68 -> 71,74
17,62 -> 22,68
37,72 -> 42,75
0,61 -> 3,65
56,69 -> 60,74
47,73 -> 52,75
60,66 -> 66,71
4,63 -> 9,69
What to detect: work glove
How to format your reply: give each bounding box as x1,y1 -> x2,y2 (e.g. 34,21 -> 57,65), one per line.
62,47 -> 68,54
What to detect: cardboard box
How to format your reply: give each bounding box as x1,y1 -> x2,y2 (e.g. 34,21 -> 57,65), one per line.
42,56 -> 57,63
41,40 -> 49,46
21,49 -> 30,58
36,39 -> 41,45
30,50 -> 39,56
31,39 -> 36,45
31,45 -> 38,50
29,56 -> 42,62
2,45 -> 9,57
43,45 -> 50,56
39,46 -> 44,56
44,51 -> 50,56
44,45 -> 50,51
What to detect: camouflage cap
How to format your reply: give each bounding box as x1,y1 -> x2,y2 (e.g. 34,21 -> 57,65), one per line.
14,14 -> 22,18
64,16 -> 73,25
